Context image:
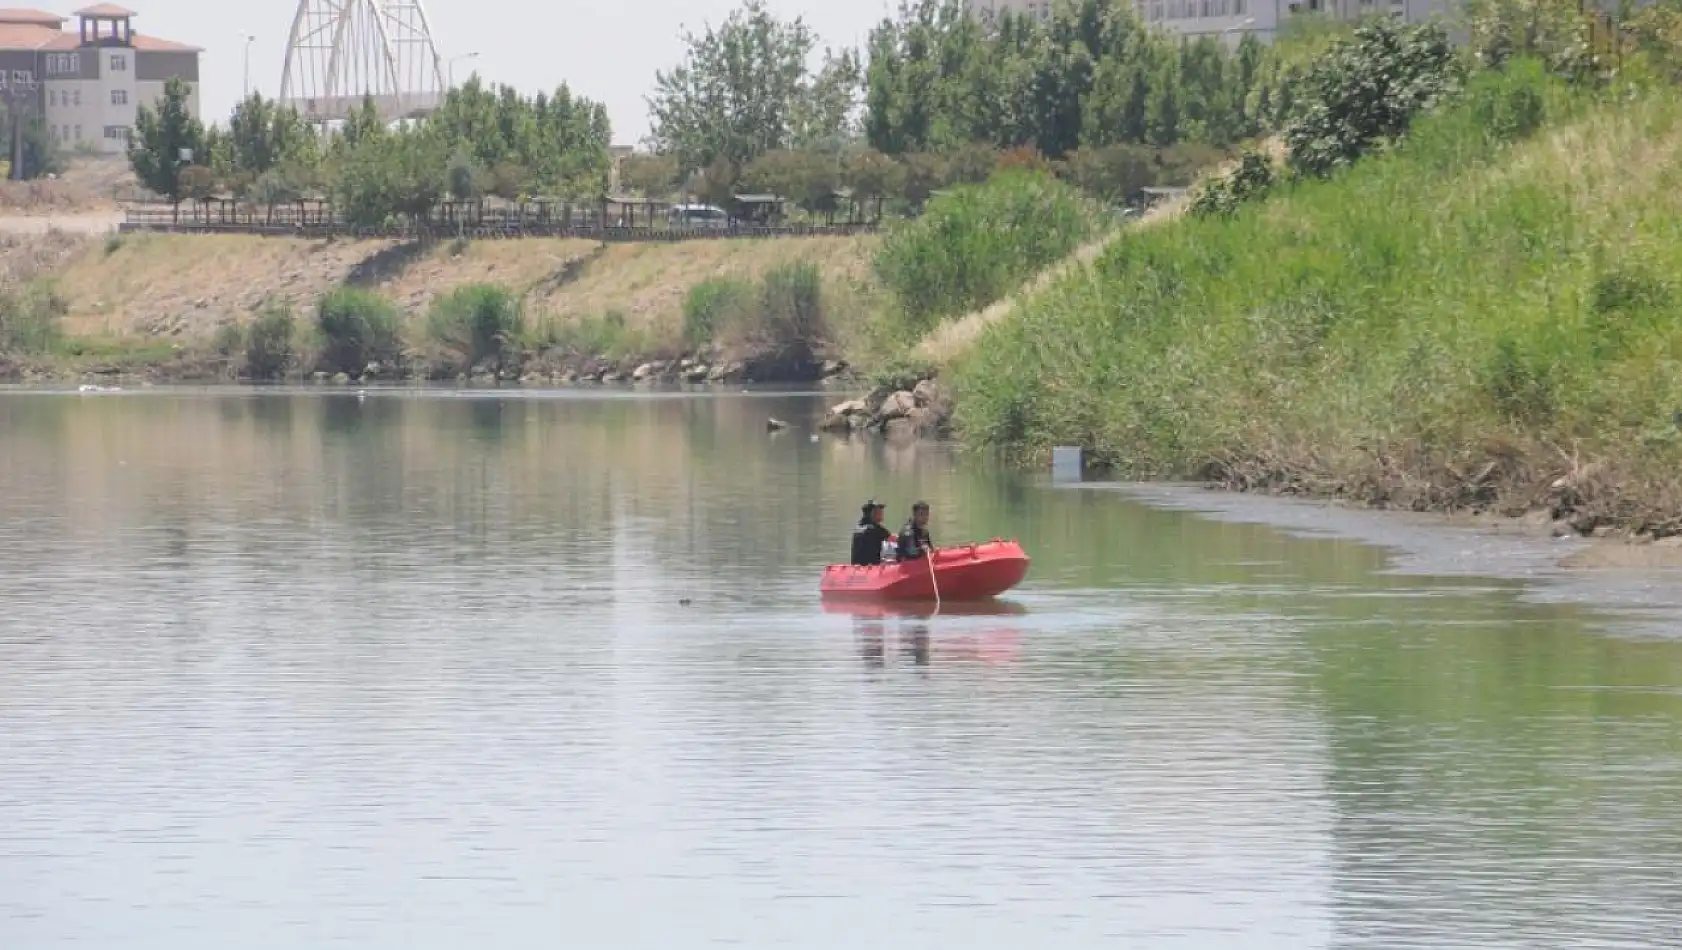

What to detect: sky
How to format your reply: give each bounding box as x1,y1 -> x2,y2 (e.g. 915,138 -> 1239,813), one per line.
115,0 -> 896,146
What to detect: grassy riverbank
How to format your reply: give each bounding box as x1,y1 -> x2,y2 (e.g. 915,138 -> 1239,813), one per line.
954,63 -> 1682,537
0,231 -> 880,382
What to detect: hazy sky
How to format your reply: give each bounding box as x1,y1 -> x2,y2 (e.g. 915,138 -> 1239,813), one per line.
121,0 -> 893,146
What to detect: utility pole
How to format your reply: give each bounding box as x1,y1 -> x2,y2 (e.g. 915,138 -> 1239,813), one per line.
241,33 -> 255,99
0,69 -> 40,181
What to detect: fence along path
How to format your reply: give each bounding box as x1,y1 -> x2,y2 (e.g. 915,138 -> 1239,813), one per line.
119,198 -> 881,241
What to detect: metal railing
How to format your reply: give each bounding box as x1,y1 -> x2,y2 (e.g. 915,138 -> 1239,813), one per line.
119,199 -> 881,241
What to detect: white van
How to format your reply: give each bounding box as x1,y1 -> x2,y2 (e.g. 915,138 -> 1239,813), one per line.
666,204 -> 731,229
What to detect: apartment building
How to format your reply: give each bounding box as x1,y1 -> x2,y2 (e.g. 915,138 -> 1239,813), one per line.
0,5 -> 199,155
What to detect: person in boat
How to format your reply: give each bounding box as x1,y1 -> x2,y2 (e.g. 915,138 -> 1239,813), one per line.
850,499 -> 894,566
896,501 -> 933,561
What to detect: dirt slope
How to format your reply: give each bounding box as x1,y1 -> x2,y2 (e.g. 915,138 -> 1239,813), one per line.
5,232 -> 878,339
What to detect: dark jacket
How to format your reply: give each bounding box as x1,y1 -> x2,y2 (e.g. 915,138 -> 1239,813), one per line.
851,520 -> 893,565
896,520 -> 932,560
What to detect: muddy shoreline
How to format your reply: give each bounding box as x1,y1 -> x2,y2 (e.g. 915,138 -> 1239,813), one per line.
1075,482 -> 1682,629
0,347 -> 855,387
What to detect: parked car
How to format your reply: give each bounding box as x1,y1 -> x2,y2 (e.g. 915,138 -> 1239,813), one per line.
665,204 -> 732,229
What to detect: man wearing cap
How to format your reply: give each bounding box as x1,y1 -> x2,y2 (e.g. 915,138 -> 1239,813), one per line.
850,499 -> 894,566
896,501 -> 933,561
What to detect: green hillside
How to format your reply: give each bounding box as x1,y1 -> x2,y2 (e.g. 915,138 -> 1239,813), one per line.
954,59 -> 1682,534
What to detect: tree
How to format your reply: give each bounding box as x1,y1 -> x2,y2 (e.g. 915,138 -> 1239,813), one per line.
428,77 -> 610,198
251,166 -> 302,225
15,116 -> 64,181
618,152 -> 680,198
486,161 -> 528,202
792,48 -> 864,149
178,165 -> 216,202
863,0 -> 1267,159
1061,144 -> 1154,205
647,0 -> 858,174
334,124 -> 448,229
898,151 -> 947,208
199,76 -> 610,228
0,103 -> 64,180
740,149 -> 839,216
841,147 -> 903,219
1144,60 -> 1180,146
227,93 -> 316,190
128,76 -> 206,216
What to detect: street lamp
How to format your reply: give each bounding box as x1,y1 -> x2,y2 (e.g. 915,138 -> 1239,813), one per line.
447,52 -> 479,89
240,32 -> 255,99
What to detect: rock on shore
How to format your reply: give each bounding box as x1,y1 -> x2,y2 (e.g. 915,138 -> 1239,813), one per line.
820,375 -> 953,439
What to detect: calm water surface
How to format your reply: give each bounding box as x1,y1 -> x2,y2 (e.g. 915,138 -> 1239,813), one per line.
1,388 -> 1680,949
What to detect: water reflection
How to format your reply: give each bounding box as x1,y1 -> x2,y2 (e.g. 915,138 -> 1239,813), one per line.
1,388 -> 1680,949
827,601 -> 1024,670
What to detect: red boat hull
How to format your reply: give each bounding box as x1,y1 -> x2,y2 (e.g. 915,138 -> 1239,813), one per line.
820,539 -> 1030,601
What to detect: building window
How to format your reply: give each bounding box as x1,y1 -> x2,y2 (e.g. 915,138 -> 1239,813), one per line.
74,125 -> 81,141
1236,0 -> 1246,12
73,89 -> 80,106
109,54 -> 127,72
48,89 -> 56,106
111,89 -> 128,105
45,53 -> 78,75
103,125 -> 130,141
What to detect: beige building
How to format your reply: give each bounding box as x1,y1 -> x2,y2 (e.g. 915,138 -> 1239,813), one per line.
0,4 -> 199,155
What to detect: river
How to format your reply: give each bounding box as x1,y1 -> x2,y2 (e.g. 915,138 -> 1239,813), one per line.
1,387 -> 1679,949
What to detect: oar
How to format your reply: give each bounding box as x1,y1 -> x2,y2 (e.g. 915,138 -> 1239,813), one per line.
926,544 -> 941,614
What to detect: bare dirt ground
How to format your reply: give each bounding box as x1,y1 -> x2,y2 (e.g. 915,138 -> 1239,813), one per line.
0,156 -> 137,217
0,230 -> 879,340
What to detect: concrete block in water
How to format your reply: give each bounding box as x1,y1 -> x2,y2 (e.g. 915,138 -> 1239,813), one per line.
1052,446 -> 1082,483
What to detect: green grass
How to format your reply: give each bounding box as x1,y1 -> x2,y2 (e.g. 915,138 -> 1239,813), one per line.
955,61 -> 1682,532
677,261 -> 836,353
425,283 -> 523,372
681,276 -> 755,348
0,284 -> 65,354
315,287 -> 404,375
873,169 -> 1102,340
531,309 -> 658,361
245,304 -> 296,380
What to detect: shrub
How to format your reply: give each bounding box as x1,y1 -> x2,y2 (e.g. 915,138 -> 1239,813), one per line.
873,169 -> 1098,336
211,320 -> 243,357
245,304 -> 295,380
755,261 -> 825,347
0,285 -> 65,354
866,355 -> 935,396
1284,18 -> 1462,179
1062,145 -> 1157,205
315,287 -> 403,374
682,276 -> 755,346
1189,150 -> 1277,218
425,283 -> 522,370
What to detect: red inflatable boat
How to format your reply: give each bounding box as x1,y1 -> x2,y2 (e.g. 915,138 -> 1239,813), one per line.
820,539 -> 1030,601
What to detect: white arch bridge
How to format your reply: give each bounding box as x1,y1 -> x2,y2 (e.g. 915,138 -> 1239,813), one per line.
279,0 -> 448,123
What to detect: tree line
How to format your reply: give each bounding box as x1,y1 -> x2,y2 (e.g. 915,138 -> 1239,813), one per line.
638,0 -> 1280,213
123,0 -> 1385,222
128,76 -> 611,227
